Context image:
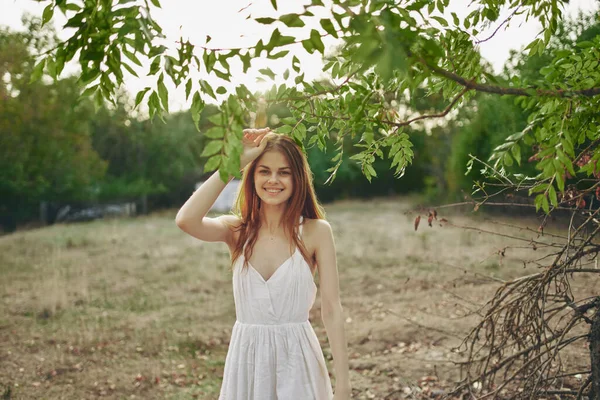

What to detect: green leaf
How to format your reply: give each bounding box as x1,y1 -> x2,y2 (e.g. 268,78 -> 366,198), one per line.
529,183 -> 549,195
548,185 -> 558,207
301,39 -> 314,54
150,0 -> 161,7
555,171 -> 565,192
436,0 -> 444,13
157,74 -> 169,113
94,88 -> 104,111
205,127 -> 224,139
122,62 -> 139,77
204,114 -> 220,126
431,16 -> 447,27
292,55 -> 301,73
526,39 -> 541,56
503,152 -> 513,167
213,68 -> 231,82
256,17 -> 276,24
64,3 -> 81,11
296,123 -> 307,140
201,140 -> 224,157
42,4 -> 54,26
55,48 -> 66,76
561,135 -> 575,157
310,29 -> 325,54
149,56 -> 161,75
270,0 -> 277,10
505,131 -> 526,141
81,84 -> 99,98
135,87 -> 151,108
185,79 -> 192,100
534,193 -> 543,212
203,51 -> 217,73
276,125 -> 293,134
320,19 -> 338,38
259,68 -> 276,80
576,41 -> 594,48
219,166 -> 229,183
148,91 -> 161,120
46,57 -> 57,79
240,52 -> 251,73
511,144 -> 521,166
556,149 -> 575,176
204,155 -> 222,172
200,80 -> 216,99
216,86 -> 227,95
123,49 -> 142,67
30,58 -> 46,83
191,92 -> 205,131
451,12 -> 459,26
280,13 -> 304,27
427,1 -> 435,13
268,50 -> 289,59
365,163 -> 377,181
148,45 -> 167,58
541,194 -> 550,214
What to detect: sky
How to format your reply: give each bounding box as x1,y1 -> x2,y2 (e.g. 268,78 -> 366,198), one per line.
0,0 -> 597,112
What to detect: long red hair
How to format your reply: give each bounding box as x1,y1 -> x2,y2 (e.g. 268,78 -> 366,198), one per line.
228,134 -> 325,271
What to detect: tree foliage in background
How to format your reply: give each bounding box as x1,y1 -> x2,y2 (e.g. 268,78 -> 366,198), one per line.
0,19 -> 106,224
27,0 -> 600,397
0,19 -> 213,227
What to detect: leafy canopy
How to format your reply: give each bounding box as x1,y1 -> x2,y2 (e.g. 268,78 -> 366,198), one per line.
33,0 -> 600,211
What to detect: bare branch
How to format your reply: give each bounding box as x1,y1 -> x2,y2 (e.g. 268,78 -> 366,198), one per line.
475,6 -> 521,44
420,58 -> 600,98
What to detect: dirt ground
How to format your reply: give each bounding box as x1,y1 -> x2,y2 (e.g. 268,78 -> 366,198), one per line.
1,197 -> 597,399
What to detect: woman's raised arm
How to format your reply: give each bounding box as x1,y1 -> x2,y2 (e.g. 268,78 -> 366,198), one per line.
175,128 -> 273,245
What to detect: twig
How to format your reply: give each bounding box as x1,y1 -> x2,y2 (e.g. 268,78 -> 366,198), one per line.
475,6 -> 521,44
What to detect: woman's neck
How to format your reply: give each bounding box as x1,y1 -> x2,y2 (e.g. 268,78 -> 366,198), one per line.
259,204 -> 286,233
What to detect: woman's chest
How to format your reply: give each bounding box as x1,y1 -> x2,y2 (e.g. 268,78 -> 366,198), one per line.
249,237 -> 296,272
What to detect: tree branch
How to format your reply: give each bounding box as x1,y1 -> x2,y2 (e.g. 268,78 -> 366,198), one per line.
385,87 -> 469,127
475,6 -> 521,45
421,59 -> 600,98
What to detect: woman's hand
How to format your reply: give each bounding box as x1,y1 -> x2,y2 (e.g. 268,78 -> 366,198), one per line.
240,127 -> 273,167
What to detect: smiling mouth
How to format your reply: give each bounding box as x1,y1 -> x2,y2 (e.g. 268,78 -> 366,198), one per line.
264,188 -> 283,194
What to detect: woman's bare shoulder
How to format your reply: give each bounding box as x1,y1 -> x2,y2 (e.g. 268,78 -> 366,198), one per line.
302,218 -> 332,240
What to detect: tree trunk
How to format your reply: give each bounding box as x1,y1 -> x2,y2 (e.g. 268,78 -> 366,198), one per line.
141,194 -> 148,215
590,305 -> 600,400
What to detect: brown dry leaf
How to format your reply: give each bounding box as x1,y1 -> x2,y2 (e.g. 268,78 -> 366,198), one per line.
427,214 -> 433,227
414,215 -> 421,231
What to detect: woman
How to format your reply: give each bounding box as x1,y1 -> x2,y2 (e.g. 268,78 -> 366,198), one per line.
175,128 -> 350,399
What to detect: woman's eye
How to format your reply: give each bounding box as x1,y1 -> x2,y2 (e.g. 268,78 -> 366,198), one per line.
259,170 -> 269,175
280,171 -> 290,175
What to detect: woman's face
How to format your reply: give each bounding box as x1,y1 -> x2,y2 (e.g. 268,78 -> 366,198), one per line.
253,150 -> 294,207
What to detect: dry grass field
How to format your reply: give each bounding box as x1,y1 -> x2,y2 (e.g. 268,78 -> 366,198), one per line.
1,197 -> 597,399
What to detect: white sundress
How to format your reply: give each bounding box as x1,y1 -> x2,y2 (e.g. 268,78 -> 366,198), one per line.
218,217 -> 334,400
